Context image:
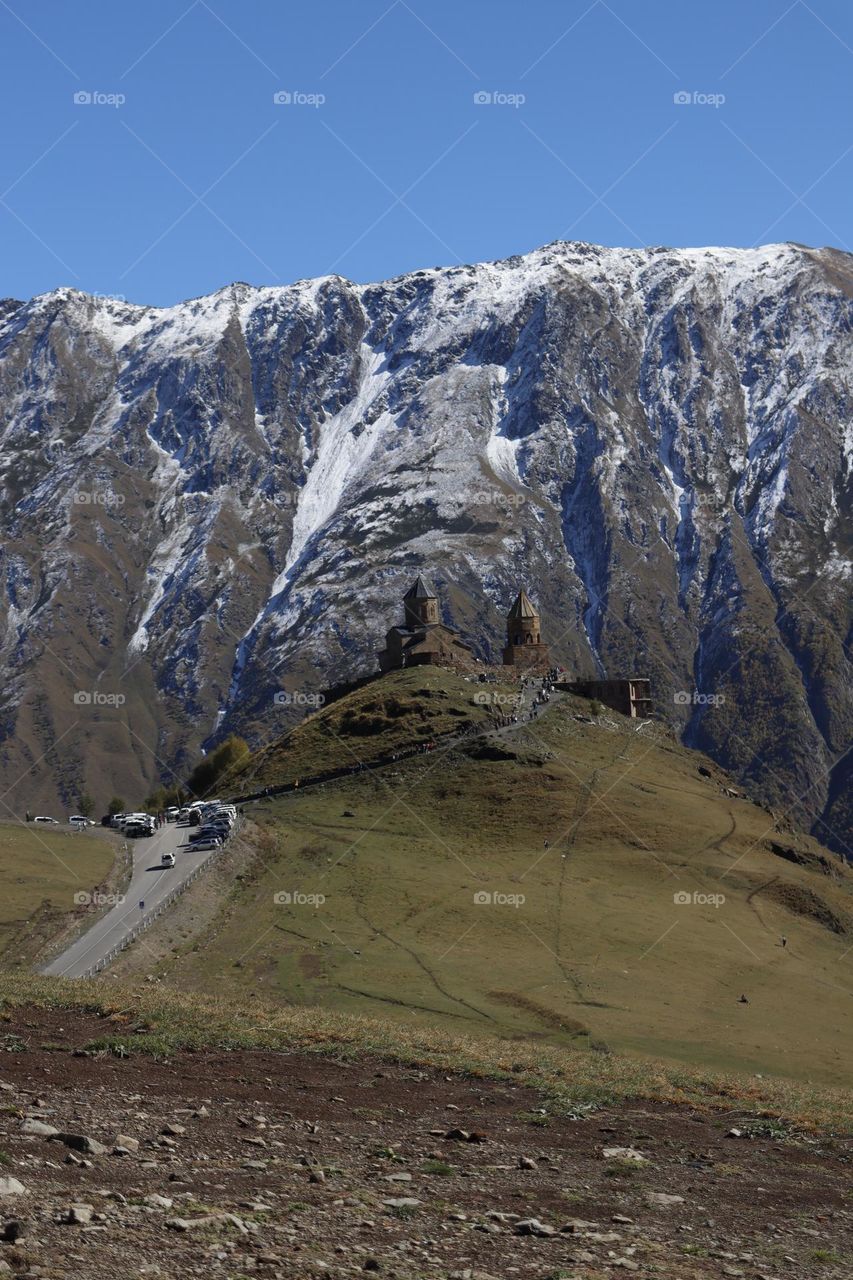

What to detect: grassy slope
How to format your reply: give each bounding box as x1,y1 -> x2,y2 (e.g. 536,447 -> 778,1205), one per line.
224,667 -> 519,792
0,971 -> 848,1131
0,820 -> 117,964
123,669 -> 853,1090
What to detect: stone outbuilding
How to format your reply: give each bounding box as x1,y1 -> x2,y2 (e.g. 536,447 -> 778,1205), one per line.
562,677 -> 653,719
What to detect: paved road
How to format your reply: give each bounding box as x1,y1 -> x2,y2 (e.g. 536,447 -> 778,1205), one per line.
44,682 -> 560,980
41,821 -> 222,979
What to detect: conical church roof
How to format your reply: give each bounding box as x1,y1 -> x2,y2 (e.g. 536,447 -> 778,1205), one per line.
508,589 -> 538,620
404,575 -> 436,601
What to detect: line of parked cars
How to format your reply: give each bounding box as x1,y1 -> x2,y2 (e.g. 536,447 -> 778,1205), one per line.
109,812 -> 158,838
178,801 -> 237,852
32,815 -> 97,827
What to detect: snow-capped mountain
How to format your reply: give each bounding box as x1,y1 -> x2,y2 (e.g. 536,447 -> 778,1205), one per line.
1,241 -> 850,851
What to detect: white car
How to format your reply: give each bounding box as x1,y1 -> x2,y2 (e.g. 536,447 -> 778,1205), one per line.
34,815 -> 59,824
69,815 -> 95,826
191,838 -> 221,851
161,852 -> 176,867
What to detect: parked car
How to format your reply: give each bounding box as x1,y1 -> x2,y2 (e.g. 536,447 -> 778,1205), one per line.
161,852 -> 176,867
69,815 -> 95,827
125,818 -> 155,837
34,815 -> 59,824
190,838 -> 221,852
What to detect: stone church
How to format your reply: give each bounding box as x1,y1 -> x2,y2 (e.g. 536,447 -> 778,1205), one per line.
378,577 -> 551,674
377,577 -> 476,672
377,575 -> 652,718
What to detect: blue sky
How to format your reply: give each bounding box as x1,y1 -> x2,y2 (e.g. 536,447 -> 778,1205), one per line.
1,0 -> 851,304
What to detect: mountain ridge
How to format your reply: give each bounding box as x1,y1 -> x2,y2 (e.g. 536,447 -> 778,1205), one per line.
0,239 -> 850,850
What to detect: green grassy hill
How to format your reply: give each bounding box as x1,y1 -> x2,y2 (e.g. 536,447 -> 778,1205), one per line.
224,667 -> 520,792
0,820 -> 118,965
104,670 -> 853,1087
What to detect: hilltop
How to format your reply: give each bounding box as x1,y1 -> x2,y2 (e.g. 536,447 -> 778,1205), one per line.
103,669 -> 853,1088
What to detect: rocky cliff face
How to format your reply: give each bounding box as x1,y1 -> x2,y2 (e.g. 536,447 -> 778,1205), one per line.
0,242 -> 850,851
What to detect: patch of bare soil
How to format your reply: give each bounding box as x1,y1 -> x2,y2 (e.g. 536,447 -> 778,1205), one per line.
0,1008 -> 850,1279
756,879 -> 848,934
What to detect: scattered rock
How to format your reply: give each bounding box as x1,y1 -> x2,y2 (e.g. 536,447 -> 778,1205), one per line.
514,1218 -> 555,1237
20,1118 -> 59,1138
602,1146 -> 648,1163
113,1134 -> 139,1153
166,1213 -> 249,1234
0,1178 -> 26,1197
51,1132 -> 107,1156
646,1192 -> 685,1207
61,1203 -> 94,1225
444,1128 -> 471,1142
517,1155 -> 536,1170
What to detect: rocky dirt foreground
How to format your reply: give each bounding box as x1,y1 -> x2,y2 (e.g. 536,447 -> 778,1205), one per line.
0,1009 -> 849,1280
